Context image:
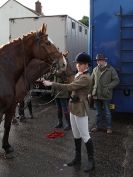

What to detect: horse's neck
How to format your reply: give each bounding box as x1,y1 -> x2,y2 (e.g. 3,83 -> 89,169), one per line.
2,42 -> 32,82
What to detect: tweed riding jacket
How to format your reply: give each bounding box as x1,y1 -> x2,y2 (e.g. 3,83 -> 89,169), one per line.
52,72 -> 92,117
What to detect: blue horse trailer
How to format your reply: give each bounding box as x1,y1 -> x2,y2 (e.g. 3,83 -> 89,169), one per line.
89,0 -> 133,113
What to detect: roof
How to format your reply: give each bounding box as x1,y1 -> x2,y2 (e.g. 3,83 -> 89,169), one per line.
0,0 -> 40,16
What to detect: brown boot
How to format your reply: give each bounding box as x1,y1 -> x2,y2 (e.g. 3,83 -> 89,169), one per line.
91,127 -> 98,133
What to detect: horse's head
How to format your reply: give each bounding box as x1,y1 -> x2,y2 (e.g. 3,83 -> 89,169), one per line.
30,24 -> 66,71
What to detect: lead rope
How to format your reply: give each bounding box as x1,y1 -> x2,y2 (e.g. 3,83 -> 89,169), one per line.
24,89 -> 63,108
38,90 -> 63,106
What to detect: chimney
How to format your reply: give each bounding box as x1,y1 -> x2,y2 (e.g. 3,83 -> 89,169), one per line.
35,1 -> 42,15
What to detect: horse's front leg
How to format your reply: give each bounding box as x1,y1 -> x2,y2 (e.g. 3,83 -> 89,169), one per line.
2,110 -> 15,156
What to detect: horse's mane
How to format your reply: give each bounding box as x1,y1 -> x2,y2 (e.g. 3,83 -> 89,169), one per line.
0,32 -> 36,50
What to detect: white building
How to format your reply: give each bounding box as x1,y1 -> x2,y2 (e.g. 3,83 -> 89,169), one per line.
9,15 -> 88,66
0,0 -> 41,45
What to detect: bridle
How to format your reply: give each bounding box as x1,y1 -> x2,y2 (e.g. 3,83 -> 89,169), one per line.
21,32 -> 65,95
35,32 -> 62,74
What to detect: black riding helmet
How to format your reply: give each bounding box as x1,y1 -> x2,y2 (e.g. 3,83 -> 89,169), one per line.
75,52 -> 91,65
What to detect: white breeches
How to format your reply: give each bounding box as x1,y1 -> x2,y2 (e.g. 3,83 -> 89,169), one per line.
70,112 -> 91,143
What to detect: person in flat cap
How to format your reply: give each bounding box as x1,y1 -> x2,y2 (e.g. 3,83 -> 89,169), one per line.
43,52 -> 95,172
91,53 -> 119,134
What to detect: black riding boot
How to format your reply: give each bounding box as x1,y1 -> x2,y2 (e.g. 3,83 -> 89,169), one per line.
84,138 -> 95,172
67,138 -> 82,166
55,110 -> 63,128
64,113 -> 71,130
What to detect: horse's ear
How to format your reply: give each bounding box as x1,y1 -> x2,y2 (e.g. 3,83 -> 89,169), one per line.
41,23 -> 47,34
63,51 -> 69,58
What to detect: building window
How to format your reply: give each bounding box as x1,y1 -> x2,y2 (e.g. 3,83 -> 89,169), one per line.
72,22 -> 75,29
79,26 -> 82,32
85,29 -> 88,35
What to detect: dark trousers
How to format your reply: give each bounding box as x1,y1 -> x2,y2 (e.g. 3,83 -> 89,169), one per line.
19,100 -> 32,117
55,98 -> 70,123
95,99 -> 112,129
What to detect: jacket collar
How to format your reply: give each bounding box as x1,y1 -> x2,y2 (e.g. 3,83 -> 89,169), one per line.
75,69 -> 89,78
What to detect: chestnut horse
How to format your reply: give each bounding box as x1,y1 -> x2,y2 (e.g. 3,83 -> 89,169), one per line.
0,24 -> 66,157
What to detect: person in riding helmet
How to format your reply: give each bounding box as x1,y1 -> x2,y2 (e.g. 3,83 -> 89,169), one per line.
43,52 -> 95,172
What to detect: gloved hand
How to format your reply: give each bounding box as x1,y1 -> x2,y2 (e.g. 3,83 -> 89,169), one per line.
43,80 -> 53,86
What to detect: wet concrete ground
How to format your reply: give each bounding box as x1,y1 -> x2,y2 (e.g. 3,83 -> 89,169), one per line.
0,97 -> 132,177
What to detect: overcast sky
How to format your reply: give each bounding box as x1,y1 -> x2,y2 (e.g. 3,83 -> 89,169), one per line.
0,0 -> 88,20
